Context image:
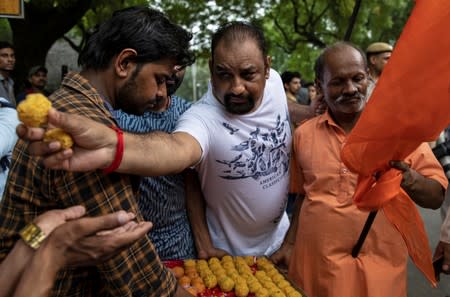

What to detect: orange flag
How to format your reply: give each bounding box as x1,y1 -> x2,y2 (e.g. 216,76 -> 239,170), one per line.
341,0 -> 450,286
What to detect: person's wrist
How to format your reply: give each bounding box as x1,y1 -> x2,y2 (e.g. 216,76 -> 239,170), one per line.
195,240 -> 214,258
34,237 -> 65,274
102,126 -> 124,174
402,169 -> 420,192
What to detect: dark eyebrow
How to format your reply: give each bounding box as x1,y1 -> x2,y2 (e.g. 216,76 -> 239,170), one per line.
215,65 -> 229,72
241,65 -> 257,72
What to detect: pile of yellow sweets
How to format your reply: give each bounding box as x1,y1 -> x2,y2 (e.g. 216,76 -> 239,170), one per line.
169,256 -> 303,297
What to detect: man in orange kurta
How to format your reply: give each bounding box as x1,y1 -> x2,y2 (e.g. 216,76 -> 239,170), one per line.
286,42 -> 447,297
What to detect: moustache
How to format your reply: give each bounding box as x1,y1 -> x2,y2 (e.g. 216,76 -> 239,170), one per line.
224,93 -> 249,102
335,92 -> 366,104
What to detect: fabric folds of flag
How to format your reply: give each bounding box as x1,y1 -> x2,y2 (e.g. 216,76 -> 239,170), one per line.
341,0 -> 450,286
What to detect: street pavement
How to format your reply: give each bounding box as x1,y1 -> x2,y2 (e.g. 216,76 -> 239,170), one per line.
408,207 -> 450,297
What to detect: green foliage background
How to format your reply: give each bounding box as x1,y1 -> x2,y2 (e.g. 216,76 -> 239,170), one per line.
0,0 -> 413,99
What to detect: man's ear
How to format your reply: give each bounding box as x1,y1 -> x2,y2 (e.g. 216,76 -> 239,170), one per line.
315,78 -> 323,92
114,48 -> 138,78
369,55 -> 377,66
265,56 -> 272,79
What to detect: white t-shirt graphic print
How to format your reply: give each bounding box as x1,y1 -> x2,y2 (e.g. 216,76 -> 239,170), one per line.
175,69 -> 291,255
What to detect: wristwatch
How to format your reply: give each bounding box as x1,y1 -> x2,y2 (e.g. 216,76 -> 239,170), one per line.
19,222 -> 46,249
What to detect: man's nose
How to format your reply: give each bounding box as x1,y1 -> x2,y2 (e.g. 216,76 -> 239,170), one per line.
157,83 -> 167,98
343,80 -> 358,95
231,77 -> 245,94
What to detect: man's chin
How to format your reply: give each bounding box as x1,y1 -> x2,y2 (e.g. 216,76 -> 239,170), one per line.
121,107 -> 145,116
226,105 -> 254,115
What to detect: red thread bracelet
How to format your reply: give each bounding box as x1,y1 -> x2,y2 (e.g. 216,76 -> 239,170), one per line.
102,125 -> 124,174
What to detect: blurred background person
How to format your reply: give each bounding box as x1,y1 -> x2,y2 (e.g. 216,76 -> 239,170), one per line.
366,42 -> 393,98
17,65 -> 50,104
304,81 -> 318,103
281,71 -> 302,103
0,41 -> 16,106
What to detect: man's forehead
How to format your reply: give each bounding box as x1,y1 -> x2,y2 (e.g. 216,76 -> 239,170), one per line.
0,47 -> 14,53
324,54 -> 366,77
213,49 -> 265,70
327,47 -> 363,64
214,38 -> 263,58
215,62 -> 258,71
149,60 -> 177,74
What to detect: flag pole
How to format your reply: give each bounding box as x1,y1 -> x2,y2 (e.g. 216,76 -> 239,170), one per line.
352,210 -> 378,257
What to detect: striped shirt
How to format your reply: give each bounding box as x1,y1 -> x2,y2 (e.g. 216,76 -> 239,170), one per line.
0,72 -> 177,297
113,95 -> 196,260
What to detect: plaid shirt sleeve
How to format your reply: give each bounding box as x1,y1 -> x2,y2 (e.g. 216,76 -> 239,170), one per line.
0,73 -> 178,297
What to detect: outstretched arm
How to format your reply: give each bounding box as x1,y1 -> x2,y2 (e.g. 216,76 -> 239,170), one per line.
287,95 -> 326,126
287,101 -> 313,126
17,108 -> 202,175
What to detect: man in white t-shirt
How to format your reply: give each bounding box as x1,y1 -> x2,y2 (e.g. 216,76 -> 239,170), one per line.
18,22 -> 315,258
177,67 -> 291,256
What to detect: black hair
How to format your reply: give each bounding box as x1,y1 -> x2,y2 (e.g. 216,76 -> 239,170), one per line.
0,41 -> 14,51
303,81 -> 315,88
211,21 -> 267,59
78,6 -> 195,70
281,71 -> 302,85
314,41 -> 367,82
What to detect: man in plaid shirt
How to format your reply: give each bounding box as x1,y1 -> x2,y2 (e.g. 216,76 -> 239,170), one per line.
0,6 -> 194,297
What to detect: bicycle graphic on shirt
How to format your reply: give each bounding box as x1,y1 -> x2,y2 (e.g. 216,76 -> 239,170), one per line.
217,114 -> 290,181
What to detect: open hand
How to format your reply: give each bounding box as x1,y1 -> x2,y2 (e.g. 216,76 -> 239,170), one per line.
43,210 -> 152,267
270,242 -> 293,271
33,205 -> 87,236
433,241 -> 450,280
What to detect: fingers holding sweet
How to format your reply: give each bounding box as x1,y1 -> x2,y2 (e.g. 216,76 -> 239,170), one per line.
40,149 -> 74,170
16,124 -> 46,141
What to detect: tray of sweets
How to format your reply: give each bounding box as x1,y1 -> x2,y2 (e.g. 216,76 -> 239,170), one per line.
164,256 -> 306,297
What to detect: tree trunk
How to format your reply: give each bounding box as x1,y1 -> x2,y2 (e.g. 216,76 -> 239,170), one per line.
343,0 -> 362,41
8,0 -> 92,93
